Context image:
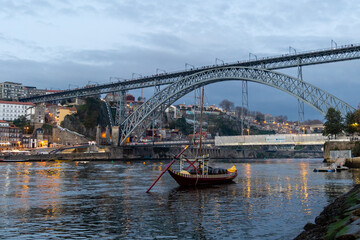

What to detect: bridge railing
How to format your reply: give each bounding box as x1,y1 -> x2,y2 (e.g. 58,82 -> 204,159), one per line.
20,42 -> 360,104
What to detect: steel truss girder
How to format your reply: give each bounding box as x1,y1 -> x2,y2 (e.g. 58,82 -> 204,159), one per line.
119,67 -> 355,145
21,44 -> 360,104
241,46 -> 360,69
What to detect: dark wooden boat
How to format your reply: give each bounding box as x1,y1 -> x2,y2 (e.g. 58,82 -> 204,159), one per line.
168,166 -> 237,187
146,86 -> 237,192
165,86 -> 237,187
167,155 -> 237,187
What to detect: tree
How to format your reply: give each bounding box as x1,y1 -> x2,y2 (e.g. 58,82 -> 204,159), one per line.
255,112 -> 265,122
219,99 -> 234,112
276,115 -> 288,123
344,109 -> 360,135
235,106 -> 248,119
207,117 -> 241,136
344,112 -> 357,135
13,115 -> 33,134
174,116 -> 193,136
323,107 -> 343,139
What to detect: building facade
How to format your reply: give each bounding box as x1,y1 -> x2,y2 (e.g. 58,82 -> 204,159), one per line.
0,120 -> 22,148
0,82 -> 26,100
55,107 -> 77,126
0,101 -> 34,121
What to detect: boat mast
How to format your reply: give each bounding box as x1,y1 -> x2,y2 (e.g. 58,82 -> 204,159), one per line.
198,85 -> 205,156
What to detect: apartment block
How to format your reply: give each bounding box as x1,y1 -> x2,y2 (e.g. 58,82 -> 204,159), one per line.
0,82 -> 26,100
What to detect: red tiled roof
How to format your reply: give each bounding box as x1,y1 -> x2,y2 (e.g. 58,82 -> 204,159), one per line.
0,100 -> 34,105
46,90 -> 63,93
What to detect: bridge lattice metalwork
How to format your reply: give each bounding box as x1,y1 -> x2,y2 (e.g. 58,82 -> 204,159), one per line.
21,44 -> 360,103
119,67 -> 355,145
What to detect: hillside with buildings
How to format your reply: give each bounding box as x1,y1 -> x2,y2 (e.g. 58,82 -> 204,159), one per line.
0,80 -> 325,152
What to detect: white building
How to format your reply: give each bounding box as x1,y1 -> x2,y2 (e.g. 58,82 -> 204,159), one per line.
0,100 -> 34,121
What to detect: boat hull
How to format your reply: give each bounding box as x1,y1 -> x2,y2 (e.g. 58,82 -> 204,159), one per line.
168,168 -> 237,187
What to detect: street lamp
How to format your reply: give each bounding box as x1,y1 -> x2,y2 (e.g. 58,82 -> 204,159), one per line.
289,46 -> 297,54
249,53 -> 257,61
215,58 -> 224,65
132,73 -> 142,79
185,63 -> 195,70
156,68 -> 166,74
109,77 -> 127,83
87,81 -> 99,85
331,39 -> 337,49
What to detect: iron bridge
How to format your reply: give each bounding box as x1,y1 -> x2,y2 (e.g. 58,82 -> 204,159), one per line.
18,43 -> 360,146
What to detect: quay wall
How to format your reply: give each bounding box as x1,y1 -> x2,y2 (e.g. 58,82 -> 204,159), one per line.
3,152 -> 112,162
2,147 -> 242,161
323,141 -> 356,161
323,141 -> 360,168
3,145 -> 323,162
121,146 -> 245,160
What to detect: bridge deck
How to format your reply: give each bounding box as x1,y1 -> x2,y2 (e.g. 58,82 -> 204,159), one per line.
21,43 -> 360,103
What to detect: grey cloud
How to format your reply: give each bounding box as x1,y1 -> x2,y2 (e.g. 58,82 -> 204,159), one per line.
0,0 -> 359,121
0,0 -> 53,17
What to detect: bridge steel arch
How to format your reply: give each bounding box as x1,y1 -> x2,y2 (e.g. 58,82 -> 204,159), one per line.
119,67 -> 355,145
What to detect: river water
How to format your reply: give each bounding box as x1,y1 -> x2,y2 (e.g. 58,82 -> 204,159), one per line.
0,158 -> 359,239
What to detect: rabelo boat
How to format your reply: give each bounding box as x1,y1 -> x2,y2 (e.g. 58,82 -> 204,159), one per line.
167,155 -> 237,187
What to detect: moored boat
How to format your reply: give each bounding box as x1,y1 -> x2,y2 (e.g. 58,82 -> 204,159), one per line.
146,86 -> 237,192
167,155 -> 237,187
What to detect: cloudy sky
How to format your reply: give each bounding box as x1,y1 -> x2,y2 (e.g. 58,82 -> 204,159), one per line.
1,0 -> 360,120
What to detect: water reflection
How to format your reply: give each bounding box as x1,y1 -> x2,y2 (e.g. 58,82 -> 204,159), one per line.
0,159 -> 358,239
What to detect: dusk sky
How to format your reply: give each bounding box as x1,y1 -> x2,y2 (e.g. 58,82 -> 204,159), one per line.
1,0 -> 360,120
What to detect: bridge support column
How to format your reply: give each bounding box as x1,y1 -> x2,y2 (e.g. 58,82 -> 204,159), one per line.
106,126 -> 111,144
115,90 -> 126,126
297,59 -> 305,127
241,81 -> 249,135
152,80 -> 161,139
96,125 -> 101,145
112,126 -> 120,147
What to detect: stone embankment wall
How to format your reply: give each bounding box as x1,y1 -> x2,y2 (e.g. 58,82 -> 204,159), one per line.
4,144 -> 324,162
121,146 -> 244,160
295,184 -> 360,239
52,127 -> 89,146
3,152 -> 111,161
323,141 -> 356,161
323,141 -> 360,168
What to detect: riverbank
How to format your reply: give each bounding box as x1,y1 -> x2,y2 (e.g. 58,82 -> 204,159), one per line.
295,184 -> 360,239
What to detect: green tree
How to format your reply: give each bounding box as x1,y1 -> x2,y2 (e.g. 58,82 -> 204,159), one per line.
255,112 -> 265,122
13,115 -> 33,134
41,124 -> 54,135
323,107 -> 343,139
344,112 -> 357,135
207,117 -> 241,136
13,115 -> 28,128
344,109 -> 360,136
175,116 -> 193,136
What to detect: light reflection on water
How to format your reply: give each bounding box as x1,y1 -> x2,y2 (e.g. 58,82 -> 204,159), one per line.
0,159 -> 359,239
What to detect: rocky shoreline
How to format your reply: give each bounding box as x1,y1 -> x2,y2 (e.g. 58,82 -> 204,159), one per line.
294,184 -> 360,240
